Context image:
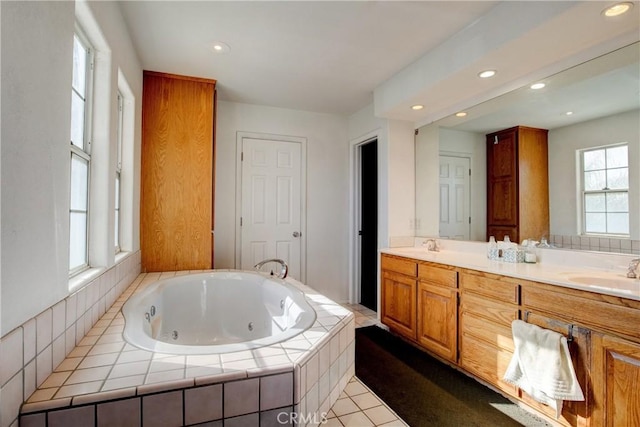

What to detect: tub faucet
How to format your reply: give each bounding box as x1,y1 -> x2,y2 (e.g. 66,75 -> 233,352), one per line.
254,258 -> 288,279
423,238 -> 439,252
627,258 -> 640,279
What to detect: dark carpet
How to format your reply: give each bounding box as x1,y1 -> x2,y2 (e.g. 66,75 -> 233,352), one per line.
355,326 -> 550,427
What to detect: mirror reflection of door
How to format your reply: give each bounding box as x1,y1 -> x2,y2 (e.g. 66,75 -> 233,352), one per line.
240,137 -> 302,279
439,155 -> 471,240
359,140 -> 378,311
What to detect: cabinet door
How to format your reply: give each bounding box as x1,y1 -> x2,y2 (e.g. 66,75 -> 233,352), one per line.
417,282 -> 457,362
381,270 -> 417,340
592,334 -> 640,426
487,130 -> 518,232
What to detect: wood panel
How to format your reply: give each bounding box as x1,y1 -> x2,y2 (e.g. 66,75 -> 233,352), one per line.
591,334 -> 640,427
381,254 -> 417,277
141,71 -> 216,271
381,270 -> 417,340
417,282 -> 457,361
418,262 -> 457,288
459,269 -> 520,304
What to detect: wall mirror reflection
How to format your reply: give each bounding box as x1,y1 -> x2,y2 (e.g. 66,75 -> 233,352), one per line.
415,42 -> 639,254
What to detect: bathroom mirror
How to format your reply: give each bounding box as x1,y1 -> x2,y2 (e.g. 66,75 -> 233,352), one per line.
415,42 -> 640,254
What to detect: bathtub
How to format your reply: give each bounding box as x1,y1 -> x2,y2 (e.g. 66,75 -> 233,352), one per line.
122,271 -> 317,354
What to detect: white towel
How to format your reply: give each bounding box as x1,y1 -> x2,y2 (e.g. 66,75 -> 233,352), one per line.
503,320 -> 584,418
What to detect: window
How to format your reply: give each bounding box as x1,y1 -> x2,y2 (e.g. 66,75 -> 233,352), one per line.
115,92 -> 123,252
69,30 -> 93,274
581,144 -> 629,236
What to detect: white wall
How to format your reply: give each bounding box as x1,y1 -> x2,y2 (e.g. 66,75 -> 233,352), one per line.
549,109 -> 640,239
215,101 -> 350,302
1,1 -> 142,335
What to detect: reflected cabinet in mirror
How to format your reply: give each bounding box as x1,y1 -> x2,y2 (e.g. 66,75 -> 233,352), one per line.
415,42 -> 640,254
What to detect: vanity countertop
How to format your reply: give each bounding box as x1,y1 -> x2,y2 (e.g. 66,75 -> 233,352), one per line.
382,246 -> 640,301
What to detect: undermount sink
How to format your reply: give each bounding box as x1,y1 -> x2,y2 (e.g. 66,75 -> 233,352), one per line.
562,273 -> 637,290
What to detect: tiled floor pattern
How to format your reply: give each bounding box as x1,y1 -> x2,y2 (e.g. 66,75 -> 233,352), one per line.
333,304 -> 408,427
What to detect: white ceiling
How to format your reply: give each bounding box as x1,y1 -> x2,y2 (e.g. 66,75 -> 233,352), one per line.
118,1 -> 640,124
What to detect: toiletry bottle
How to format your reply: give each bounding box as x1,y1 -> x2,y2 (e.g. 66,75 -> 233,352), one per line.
524,240 -> 537,263
487,236 -> 497,259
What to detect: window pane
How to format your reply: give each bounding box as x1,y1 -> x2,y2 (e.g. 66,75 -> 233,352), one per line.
585,193 -> 605,212
71,92 -> 85,149
115,173 -> 120,209
585,213 -> 606,233
69,212 -> 87,270
70,155 -> 88,210
607,213 -> 629,234
606,192 -> 628,212
584,170 -> 606,191
584,149 -> 605,171
606,145 -> 628,168
606,168 -> 628,190
72,35 -> 87,97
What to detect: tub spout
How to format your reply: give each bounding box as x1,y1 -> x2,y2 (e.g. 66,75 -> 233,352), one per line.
254,258 -> 288,279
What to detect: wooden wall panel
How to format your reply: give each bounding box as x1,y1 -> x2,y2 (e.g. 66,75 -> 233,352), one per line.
141,71 -> 216,271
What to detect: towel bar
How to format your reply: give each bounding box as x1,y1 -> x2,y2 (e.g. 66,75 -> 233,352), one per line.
523,310 -> 574,343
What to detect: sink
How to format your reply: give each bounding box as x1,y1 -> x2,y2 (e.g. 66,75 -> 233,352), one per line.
563,274 -> 638,290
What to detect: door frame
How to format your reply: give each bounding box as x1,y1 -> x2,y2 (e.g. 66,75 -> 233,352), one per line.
349,130 -> 381,308
235,131 -> 307,282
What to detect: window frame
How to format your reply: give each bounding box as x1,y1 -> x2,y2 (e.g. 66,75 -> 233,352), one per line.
115,91 -> 124,253
69,27 -> 95,277
579,143 -> 629,237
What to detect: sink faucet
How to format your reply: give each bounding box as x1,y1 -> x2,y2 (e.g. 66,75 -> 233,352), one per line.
423,238 -> 439,252
254,258 -> 288,279
627,258 -> 640,279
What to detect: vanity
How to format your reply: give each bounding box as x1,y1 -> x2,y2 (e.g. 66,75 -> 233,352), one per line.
380,244 -> 640,427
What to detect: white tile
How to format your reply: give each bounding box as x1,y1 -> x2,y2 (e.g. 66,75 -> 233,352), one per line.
331,397 -> 360,417
117,349 -> 152,364
65,326 -> 76,355
0,327 -> 23,386
338,411 -> 374,427
184,384 -> 223,425
23,359 -> 37,401
149,356 -> 185,372
260,372 -> 293,410
87,342 -> 124,356
52,301 -> 66,339
364,405 -> 397,425
23,319 -> 37,365
319,343 -> 331,376
102,375 -> 145,391
224,378 -> 259,417
351,392 -> 382,410
65,294 -> 77,328
344,380 -> 368,397
145,369 -> 184,384
55,357 -> 82,372
40,371 -> 71,389
109,360 -> 150,379
54,380 -> 103,399
36,309 -> 52,354
65,366 -> 111,385
306,353 -> 319,392
52,335 -> 66,371
36,345 -> 52,387
77,353 -> 118,369
1,368 -> 24,427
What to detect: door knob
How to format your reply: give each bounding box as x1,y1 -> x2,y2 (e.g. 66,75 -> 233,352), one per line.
293,231 -> 301,237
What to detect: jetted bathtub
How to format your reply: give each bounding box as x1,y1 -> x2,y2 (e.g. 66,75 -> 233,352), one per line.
122,271 -> 317,354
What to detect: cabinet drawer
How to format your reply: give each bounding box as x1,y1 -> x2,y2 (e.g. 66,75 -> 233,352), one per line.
460,271 -> 519,304
460,292 -> 519,327
381,255 -> 417,277
418,263 -> 457,288
460,311 -> 515,352
522,284 -> 640,341
459,334 -> 517,397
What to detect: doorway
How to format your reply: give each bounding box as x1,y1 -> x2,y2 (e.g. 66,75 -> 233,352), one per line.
439,155 -> 471,240
359,139 -> 378,311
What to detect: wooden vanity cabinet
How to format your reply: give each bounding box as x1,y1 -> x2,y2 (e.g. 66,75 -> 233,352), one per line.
486,126 -> 549,243
417,262 -> 458,362
459,269 -> 520,397
381,255 -> 417,340
591,334 -> 640,427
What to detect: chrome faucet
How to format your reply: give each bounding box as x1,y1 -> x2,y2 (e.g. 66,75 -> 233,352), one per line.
423,238 -> 439,252
627,258 -> 640,279
254,258 -> 288,279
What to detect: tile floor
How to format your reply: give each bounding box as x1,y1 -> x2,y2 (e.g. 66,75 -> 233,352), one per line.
331,304 -> 408,427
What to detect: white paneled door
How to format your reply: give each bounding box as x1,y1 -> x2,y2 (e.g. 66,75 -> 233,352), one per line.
439,156 -> 471,240
240,138 -> 302,279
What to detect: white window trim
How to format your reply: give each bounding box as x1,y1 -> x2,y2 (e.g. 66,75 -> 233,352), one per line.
579,143 -> 630,238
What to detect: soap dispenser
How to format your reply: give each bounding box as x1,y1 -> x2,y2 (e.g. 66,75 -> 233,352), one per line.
524,240 -> 538,263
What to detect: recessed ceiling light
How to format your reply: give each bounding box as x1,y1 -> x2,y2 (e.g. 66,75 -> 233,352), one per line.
478,70 -> 496,79
566,111 -> 574,116
411,104 -> 424,110
530,82 -> 546,90
455,112 -> 467,117
209,41 -> 230,54
603,2 -> 633,17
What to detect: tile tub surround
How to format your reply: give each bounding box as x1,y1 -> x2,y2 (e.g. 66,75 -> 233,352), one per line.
18,270 -> 356,427
0,251 -> 141,427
